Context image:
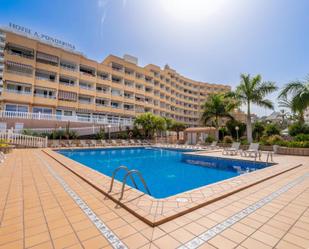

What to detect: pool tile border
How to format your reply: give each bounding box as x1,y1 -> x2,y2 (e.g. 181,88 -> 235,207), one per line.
178,172 -> 309,249
42,148 -> 303,226
36,152 -> 128,249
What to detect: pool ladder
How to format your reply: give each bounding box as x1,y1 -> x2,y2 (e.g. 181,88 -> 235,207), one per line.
109,166 -> 151,200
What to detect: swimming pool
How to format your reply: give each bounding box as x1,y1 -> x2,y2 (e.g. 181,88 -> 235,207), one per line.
58,147 -> 271,198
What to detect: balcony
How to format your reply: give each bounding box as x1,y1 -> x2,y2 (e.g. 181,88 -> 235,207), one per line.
6,44 -> 34,60
97,71 -> 110,81
36,52 -> 59,66
5,61 -> 33,77
35,69 -> 56,82
60,60 -> 77,72
0,110 -> 134,126
79,65 -> 96,80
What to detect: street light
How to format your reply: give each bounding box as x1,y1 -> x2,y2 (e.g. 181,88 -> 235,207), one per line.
107,124 -> 111,140
235,126 -> 239,142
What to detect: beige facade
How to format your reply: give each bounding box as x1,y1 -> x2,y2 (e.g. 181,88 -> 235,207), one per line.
0,27 -> 230,127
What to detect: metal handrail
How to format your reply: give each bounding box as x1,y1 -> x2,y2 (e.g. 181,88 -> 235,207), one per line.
108,166 -> 138,193
119,170 -> 151,200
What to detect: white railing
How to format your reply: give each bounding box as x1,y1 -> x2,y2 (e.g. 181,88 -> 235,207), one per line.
17,124 -> 132,136
0,111 -> 134,126
0,130 -> 48,148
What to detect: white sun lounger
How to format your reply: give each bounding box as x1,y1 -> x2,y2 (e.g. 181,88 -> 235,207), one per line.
222,142 -> 241,155
241,143 -> 261,160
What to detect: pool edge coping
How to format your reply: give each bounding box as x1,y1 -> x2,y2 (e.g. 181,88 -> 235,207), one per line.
42,148 -> 303,227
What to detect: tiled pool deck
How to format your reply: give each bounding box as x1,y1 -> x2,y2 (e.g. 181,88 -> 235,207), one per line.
0,148 -> 308,249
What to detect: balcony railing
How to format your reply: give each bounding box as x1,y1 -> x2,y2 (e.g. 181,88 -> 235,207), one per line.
5,89 -> 32,95
0,111 -> 134,126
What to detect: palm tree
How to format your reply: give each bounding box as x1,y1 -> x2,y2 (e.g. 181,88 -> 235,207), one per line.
278,76 -> 309,123
278,96 -> 300,123
231,74 -> 277,143
201,94 -> 237,141
134,112 -> 166,139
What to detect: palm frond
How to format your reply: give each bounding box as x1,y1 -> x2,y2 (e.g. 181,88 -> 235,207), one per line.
254,99 -> 274,109
278,81 -> 305,98
257,81 -> 278,96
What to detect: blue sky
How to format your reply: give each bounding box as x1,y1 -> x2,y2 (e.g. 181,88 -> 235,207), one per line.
1,0 -> 309,116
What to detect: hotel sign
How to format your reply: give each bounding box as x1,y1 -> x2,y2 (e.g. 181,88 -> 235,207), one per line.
8,22 -> 76,51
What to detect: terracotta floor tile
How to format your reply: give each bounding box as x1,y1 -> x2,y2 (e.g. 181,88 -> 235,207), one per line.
0,230 -> 23,246
122,233 -> 149,249
198,243 -> 217,249
251,230 -> 280,247
27,241 -> 54,249
289,226 -> 309,240
208,234 -> 237,249
153,234 -> 181,249
65,243 -> 84,249
25,232 -> 50,248
275,240 -> 304,249
282,233 -> 309,248
113,224 -> 137,239
183,222 -> 205,236
170,227 -> 195,244
241,237 -> 272,249
76,226 -> 101,241
82,235 -> 110,249
53,233 -> 80,249
259,224 -> 286,239
0,239 -> 23,249
221,228 -> 247,244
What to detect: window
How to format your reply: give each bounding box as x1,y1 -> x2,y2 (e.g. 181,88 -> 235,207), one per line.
78,95 -> 92,103
34,88 -> 56,98
97,71 -> 109,80
36,52 -> 59,66
111,102 -> 121,109
111,89 -> 122,96
5,104 -> 28,112
6,43 -> 34,59
111,75 -> 122,84
32,107 -> 52,114
64,111 -> 73,116
95,98 -> 108,106
60,60 -> 76,71
79,65 -> 96,76
6,61 -> 33,76
59,76 -> 76,86
35,70 -> 56,82
96,84 -> 109,93
6,82 -> 31,94
79,81 -> 94,90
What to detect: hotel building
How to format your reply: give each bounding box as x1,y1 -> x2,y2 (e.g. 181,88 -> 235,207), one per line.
0,25 -> 230,130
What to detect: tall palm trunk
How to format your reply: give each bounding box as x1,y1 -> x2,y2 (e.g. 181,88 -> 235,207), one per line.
247,102 -> 253,143
215,116 -> 219,141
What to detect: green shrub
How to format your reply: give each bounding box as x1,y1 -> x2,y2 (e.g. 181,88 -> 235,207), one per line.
95,128 -> 105,140
288,122 -> 309,136
286,141 -> 309,148
226,119 -> 246,139
0,139 -> 8,147
205,135 -> 215,143
294,133 -> 309,141
223,135 -> 233,143
260,135 -> 270,145
264,123 -> 280,136
267,135 -> 284,145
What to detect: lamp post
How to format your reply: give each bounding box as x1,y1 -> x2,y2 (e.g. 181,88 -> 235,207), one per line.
235,126 -> 239,142
107,124 -> 111,140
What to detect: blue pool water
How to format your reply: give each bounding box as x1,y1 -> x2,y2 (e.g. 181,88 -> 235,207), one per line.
58,147 -> 271,198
